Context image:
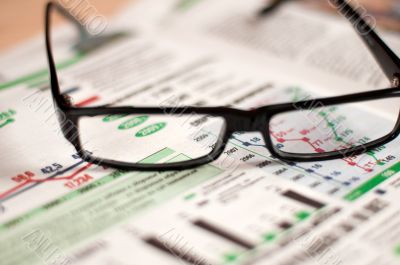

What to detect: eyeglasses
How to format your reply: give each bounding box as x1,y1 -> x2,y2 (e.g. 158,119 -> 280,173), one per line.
45,0 -> 400,171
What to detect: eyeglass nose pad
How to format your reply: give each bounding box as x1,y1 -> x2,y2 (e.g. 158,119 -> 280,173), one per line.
73,31 -> 130,53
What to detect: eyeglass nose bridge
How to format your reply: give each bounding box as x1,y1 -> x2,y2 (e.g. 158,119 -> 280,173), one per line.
225,110 -> 267,133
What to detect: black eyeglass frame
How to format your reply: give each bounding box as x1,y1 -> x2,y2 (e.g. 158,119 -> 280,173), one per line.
45,0 -> 400,171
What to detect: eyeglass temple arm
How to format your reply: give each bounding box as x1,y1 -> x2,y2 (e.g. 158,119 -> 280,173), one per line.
45,2 -> 62,106
46,1 -> 127,107
45,1 -> 90,107
49,1 -> 91,40
336,0 -> 400,85
261,0 -> 400,85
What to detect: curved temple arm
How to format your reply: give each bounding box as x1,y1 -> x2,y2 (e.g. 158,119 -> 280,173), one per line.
258,0 -> 400,85
45,1 -> 128,106
48,1 -> 91,42
45,1 -> 64,106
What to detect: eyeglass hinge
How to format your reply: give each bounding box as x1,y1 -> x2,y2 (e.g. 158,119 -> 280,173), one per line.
62,94 -> 74,107
392,74 -> 400,88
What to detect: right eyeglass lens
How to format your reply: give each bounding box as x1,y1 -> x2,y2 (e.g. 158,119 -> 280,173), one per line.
269,97 -> 400,155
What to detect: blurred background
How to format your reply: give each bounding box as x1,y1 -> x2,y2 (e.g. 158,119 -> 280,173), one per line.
0,0 -> 130,50
302,0 -> 400,31
1,0 -> 399,51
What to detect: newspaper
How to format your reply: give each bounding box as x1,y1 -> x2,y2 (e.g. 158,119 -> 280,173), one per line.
1,0 -> 400,264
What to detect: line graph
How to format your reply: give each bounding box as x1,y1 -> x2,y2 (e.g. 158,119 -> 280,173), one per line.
0,88 -> 102,203
228,97 -> 397,198
269,111 -> 377,173
205,86 -> 399,197
230,134 -> 348,187
0,160 -> 92,202
229,130 -> 399,198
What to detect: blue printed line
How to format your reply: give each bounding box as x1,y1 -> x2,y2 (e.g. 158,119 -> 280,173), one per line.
0,160 -> 86,203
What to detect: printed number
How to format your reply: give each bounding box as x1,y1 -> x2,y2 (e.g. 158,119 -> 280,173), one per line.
64,174 -> 93,189
72,151 -> 92,160
11,171 -> 35,183
240,154 -> 255,162
194,134 -> 208,142
250,137 -> 261,143
41,163 -> 63,174
257,160 -> 272,168
224,147 -> 238,156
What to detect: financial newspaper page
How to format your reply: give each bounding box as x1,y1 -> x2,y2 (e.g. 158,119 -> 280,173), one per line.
1,1 -> 400,265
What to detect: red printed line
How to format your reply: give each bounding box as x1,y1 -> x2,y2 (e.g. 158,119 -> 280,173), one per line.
0,163 -> 93,200
342,158 -> 373,172
270,129 -> 374,173
0,181 -> 31,200
75,96 -> 100,107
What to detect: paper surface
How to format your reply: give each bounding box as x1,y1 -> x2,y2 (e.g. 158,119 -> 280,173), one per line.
1,1 -> 400,264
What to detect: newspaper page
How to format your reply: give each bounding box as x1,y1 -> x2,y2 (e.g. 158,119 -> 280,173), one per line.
1,1 -> 400,265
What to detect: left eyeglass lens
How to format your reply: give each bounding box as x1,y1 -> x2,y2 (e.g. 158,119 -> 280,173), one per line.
78,114 -> 226,164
